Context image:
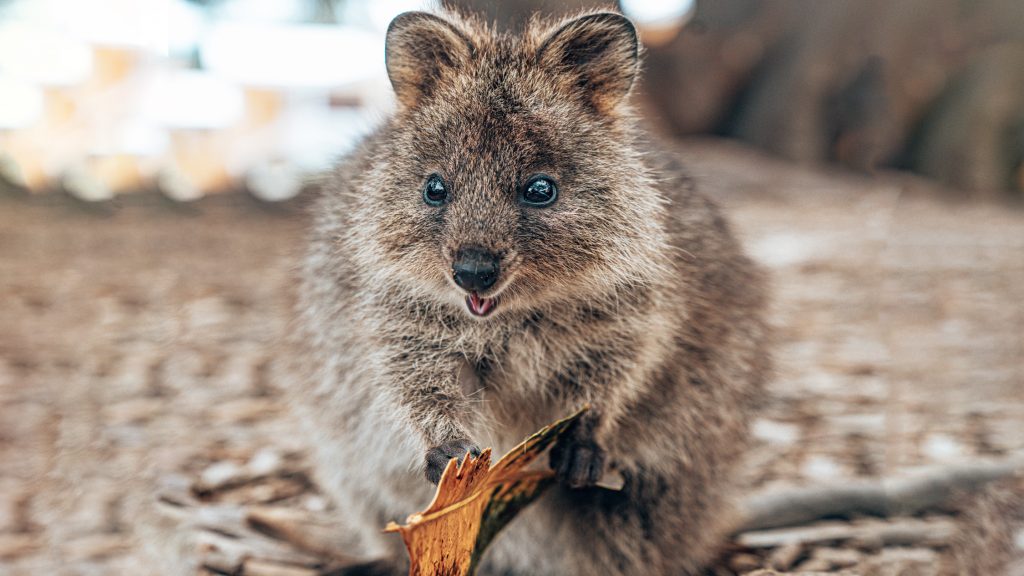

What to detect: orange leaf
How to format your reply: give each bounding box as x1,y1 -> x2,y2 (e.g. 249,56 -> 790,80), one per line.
385,407 -> 587,576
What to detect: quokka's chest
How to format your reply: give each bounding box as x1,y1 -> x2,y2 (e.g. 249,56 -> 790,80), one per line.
461,324 -> 579,391
470,330 -> 587,396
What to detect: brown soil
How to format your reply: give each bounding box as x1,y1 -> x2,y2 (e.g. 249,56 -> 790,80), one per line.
1,139 -> 1021,575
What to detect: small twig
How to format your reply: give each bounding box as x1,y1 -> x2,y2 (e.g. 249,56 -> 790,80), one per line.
243,559 -> 320,576
246,506 -> 359,562
737,517 -> 957,549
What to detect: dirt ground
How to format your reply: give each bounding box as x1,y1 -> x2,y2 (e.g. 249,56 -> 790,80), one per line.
1,139 -> 1022,575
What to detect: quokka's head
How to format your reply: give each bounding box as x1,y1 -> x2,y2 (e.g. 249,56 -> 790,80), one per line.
361,9 -> 666,320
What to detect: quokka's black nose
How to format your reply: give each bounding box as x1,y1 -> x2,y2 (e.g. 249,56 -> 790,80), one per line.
452,247 -> 500,292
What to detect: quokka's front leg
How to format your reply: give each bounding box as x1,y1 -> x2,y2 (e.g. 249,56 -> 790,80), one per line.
549,410 -> 607,488
548,402 -> 644,490
382,345 -> 480,484
547,354 -> 650,490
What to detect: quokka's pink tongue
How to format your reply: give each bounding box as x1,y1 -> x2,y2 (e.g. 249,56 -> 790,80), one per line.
466,294 -> 495,317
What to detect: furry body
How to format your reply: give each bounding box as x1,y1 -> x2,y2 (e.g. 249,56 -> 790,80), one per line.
294,10 -> 770,575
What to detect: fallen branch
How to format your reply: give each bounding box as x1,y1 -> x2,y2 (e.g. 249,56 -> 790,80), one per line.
738,456 -> 1024,531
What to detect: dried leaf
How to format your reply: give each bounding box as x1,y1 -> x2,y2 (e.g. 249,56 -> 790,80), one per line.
385,408 -> 585,576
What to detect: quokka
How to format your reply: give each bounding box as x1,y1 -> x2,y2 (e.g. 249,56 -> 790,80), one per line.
293,9 -> 770,575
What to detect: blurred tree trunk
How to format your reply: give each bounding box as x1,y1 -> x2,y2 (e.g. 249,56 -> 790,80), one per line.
640,0 -> 797,136
642,0 -> 1024,197
910,45 -> 1024,197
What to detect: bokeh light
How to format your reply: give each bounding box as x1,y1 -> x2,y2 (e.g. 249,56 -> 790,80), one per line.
0,0 -> 434,200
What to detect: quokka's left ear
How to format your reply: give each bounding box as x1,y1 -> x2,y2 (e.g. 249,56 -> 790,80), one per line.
386,11 -> 474,109
536,12 -> 639,114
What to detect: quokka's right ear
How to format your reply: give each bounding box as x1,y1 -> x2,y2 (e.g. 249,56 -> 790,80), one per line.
385,12 -> 474,109
537,12 -> 639,115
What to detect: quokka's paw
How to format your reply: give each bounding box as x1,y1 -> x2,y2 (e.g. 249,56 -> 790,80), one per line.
424,439 -> 481,484
549,436 -> 606,489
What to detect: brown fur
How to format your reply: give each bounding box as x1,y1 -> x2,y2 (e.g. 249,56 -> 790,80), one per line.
944,477 -> 1024,576
293,9 -> 770,575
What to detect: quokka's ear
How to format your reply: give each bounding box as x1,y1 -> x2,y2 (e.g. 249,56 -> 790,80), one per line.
537,12 -> 639,114
386,12 -> 474,109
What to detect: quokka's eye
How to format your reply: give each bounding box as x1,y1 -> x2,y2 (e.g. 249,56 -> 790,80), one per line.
423,174 -> 449,206
520,175 -> 558,208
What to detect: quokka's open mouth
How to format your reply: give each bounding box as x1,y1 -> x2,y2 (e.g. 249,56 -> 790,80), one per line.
466,293 -> 496,317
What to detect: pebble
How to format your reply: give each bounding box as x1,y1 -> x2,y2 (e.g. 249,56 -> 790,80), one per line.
200,461 -> 245,490
0,534 -> 39,560
752,419 -> 801,447
793,557 -> 833,571
810,547 -> 863,569
922,433 -> 968,462
802,454 -> 845,480
61,534 -> 129,562
728,552 -> 762,573
302,495 -> 328,512
243,559 -> 318,576
750,233 -> 821,267
104,398 -> 164,425
248,449 -> 284,477
209,398 -> 279,424
767,542 -> 803,571
861,547 -> 940,571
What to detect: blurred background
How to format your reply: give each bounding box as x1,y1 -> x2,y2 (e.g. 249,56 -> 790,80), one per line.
1,0 -> 1023,201
0,0 -> 419,202
1,1 -> 1022,575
